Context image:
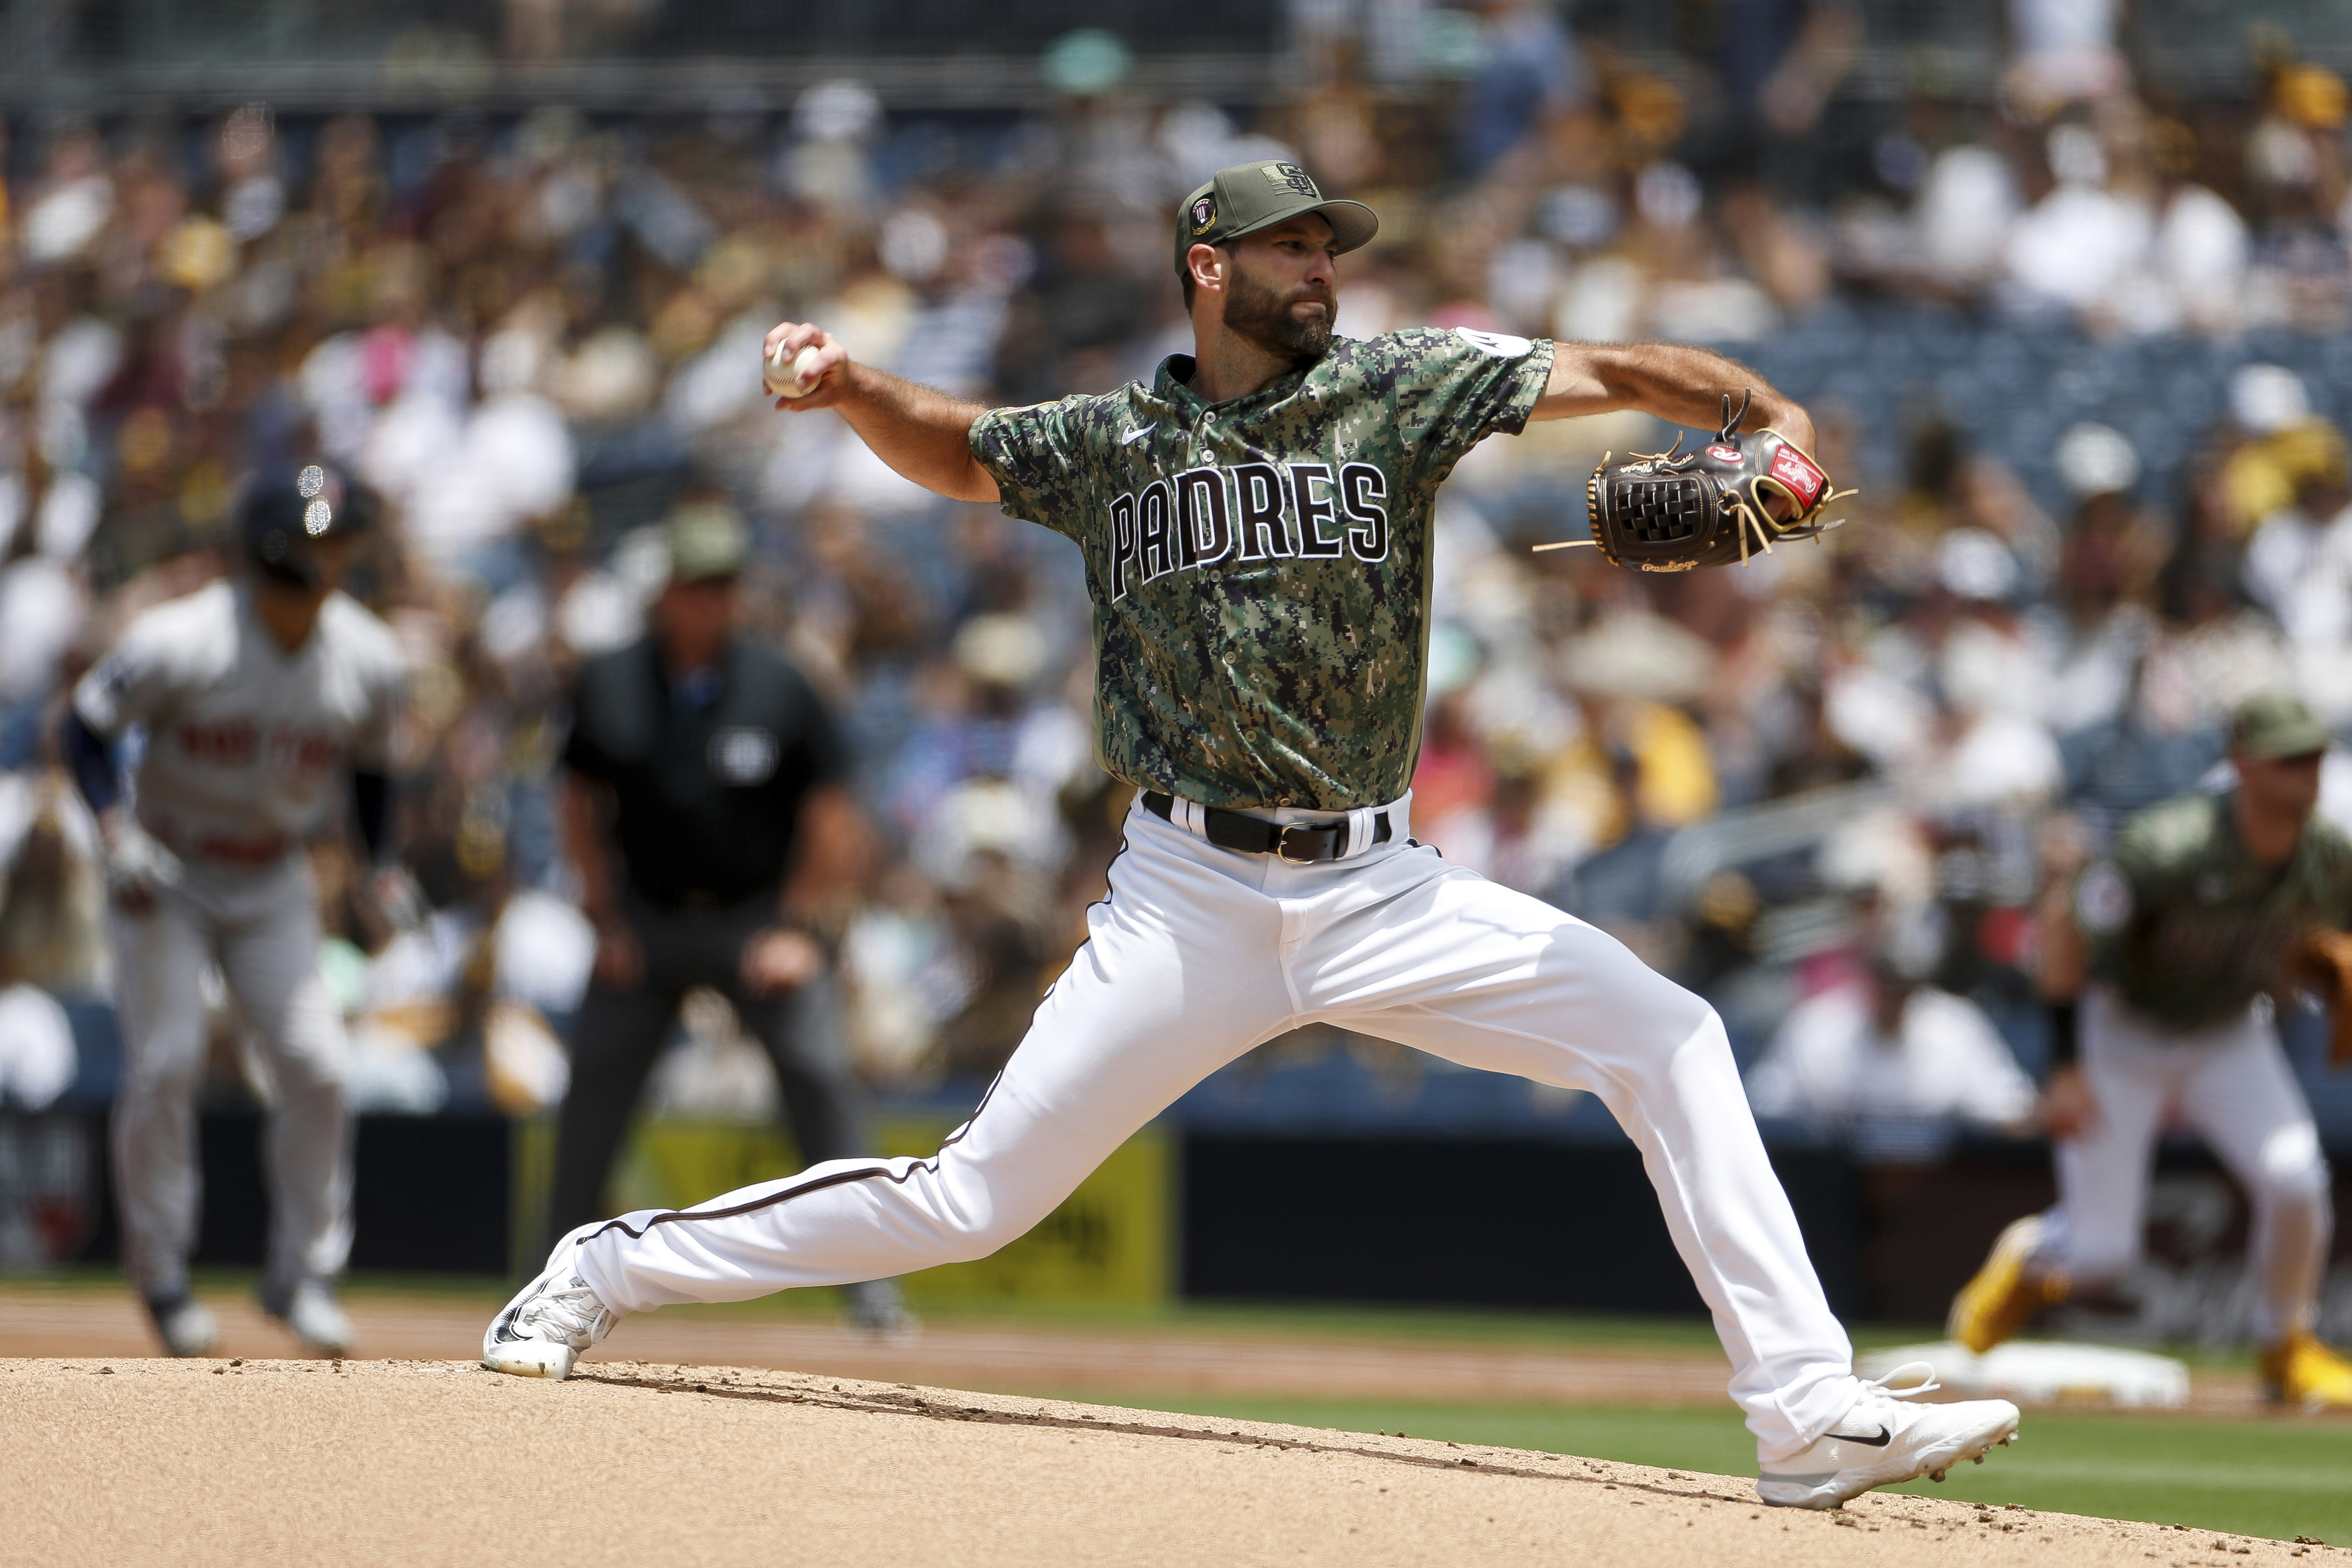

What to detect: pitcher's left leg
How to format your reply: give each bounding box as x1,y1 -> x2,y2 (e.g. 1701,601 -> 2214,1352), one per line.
1304,856 -> 1855,1457
1308,860 -> 2018,1506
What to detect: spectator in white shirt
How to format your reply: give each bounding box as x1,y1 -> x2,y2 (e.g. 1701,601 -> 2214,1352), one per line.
1747,909 -> 2038,1127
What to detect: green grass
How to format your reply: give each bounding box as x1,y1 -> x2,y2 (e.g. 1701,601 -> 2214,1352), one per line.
1064,1392 -> 2352,1545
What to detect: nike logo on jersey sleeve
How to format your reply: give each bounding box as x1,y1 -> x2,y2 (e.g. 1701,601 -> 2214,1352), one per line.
1120,425 -> 1155,446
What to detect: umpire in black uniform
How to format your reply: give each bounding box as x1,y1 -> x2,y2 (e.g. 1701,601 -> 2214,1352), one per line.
553,502 -> 902,1326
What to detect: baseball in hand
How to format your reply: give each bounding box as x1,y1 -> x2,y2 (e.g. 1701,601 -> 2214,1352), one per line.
766,342 -> 825,399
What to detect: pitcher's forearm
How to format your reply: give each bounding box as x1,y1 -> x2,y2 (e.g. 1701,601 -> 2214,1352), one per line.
1598,344 -> 1808,445
1536,341 -> 1813,451
834,364 -> 1000,503
765,319 -> 1001,503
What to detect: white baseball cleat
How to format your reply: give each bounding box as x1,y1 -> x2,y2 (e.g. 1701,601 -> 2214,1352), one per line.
1756,1361 -> 2020,1511
144,1293 -> 220,1358
262,1278 -> 354,1356
482,1224 -> 619,1379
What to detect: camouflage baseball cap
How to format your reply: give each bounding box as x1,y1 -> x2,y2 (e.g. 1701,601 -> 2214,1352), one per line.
1173,160 -> 1379,277
2230,690 -> 2331,760
664,502 -> 749,584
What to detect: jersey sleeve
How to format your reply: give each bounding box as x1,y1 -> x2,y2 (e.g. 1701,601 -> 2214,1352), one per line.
968,396 -> 1099,541
1370,327 -> 1555,485
72,613 -> 186,738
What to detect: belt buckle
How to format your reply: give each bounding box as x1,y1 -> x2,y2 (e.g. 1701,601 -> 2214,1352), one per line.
1276,824 -> 1322,865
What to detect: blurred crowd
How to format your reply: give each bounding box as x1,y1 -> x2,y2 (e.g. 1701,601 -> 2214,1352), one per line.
4,2 -> 2352,1146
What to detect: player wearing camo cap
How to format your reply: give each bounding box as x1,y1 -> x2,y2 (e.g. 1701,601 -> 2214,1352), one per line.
1950,692 -> 2352,1408
63,462 -> 411,1358
483,160 -> 2022,1510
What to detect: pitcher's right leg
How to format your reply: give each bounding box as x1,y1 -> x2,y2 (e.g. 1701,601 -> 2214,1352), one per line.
489,825 -> 1293,1374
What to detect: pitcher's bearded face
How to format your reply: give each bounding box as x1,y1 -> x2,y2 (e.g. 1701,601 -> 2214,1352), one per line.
1224,264 -> 1334,365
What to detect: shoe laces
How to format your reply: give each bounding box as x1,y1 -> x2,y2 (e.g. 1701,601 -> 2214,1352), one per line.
1857,1360 -> 1944,1403
523,1275 -> 612,1341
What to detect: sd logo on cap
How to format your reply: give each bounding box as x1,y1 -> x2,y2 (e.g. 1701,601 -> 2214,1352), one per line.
1172,161 -> 1379,277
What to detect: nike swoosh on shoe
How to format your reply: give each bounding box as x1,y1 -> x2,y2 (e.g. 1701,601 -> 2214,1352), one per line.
1824,1425 -> 1892,1447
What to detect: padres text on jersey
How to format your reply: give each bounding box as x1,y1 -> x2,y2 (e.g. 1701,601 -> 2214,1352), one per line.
970,327 -> 1552,811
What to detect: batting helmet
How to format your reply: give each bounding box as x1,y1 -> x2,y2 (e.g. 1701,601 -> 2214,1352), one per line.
240,461 -> 369,590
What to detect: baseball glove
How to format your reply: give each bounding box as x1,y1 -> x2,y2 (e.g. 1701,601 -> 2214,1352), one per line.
1543,391 -> 1849,572
2292,926 -> 2352,1067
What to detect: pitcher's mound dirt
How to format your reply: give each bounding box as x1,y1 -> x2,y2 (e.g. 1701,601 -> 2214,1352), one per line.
0,1359 -> 2331,1568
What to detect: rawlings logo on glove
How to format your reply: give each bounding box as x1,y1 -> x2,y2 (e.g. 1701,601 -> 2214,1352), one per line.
1539,390 -> 1851,573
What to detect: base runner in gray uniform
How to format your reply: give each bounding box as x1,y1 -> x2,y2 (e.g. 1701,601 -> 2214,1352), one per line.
65,464 -> 410,1358
482,163 -> 2022,1509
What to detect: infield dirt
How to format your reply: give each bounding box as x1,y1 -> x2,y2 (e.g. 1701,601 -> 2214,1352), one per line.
3,1357 -> 2339,1568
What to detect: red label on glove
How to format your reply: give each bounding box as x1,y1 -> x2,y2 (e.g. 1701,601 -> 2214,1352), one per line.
1769,444 -> 1827,506
1707,444 -> 1742,462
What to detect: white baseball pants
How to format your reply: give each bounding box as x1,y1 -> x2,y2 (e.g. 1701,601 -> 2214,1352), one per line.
2034,986 -> 2332,1344
575,800 -> 1864,1458
109,854 -> 352,1299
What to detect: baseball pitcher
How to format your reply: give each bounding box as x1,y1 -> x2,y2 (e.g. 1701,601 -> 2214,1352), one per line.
64,464 -> 409,1357
483,162 -> 2018,1510
1950,691 -> 2352,1408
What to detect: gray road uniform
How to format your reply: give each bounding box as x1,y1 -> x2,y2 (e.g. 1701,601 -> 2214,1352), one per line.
73,578 -> 405,1301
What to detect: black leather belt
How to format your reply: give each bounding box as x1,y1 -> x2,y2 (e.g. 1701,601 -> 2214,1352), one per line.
1141,790 -> 1392,864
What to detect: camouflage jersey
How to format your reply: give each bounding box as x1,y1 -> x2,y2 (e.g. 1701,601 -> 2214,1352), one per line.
2075,788 -> 2352,1030
969,327 -> 1554,810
